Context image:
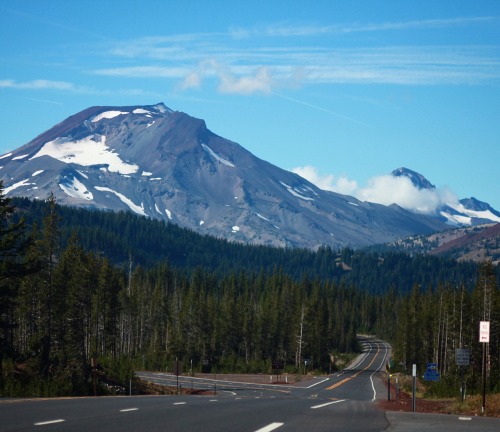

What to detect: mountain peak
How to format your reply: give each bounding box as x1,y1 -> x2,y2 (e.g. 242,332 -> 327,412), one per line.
1,103 -> 495,249
391,167 -> 435,190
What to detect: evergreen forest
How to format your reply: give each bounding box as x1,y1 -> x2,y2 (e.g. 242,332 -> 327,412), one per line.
1,185 -> 499,398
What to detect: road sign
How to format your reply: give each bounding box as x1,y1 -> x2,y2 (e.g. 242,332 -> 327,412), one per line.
479,321 -> 490,343
272,360 -> 285,370
423,363 -> 440,382
173,359 -> 183,376
455,348 -> 470,366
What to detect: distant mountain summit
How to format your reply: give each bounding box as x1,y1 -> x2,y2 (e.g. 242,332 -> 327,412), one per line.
0,102 -> 485,249
391,167 -> 500,226
392,167 -> 436,190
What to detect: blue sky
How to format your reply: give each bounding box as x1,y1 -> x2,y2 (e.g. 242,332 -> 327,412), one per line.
1,0 -> 499,212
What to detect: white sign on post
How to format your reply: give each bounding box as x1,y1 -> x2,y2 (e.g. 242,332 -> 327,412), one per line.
479,321 -> 490,343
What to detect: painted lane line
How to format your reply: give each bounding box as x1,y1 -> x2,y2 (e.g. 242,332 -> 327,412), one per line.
371,342 -> 389,401
254,422 -> 284,432
459,417 -> 472,421
311,399 -> 347,409
120,408 -> 139,412
173,402 -> 186,405
34,419 -> 65,426
326,377 -> 351,390
306,377 -> 329,388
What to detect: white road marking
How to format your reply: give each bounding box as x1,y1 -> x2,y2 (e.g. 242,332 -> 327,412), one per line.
255,422 -> 284,432
371,342 -> 389,401
306,377 -> 329,388
209,399 -> 218,402
459,417 -> 472,421
120,408 -> 139,412
173,402 -> 186,405
34,419 -> 65,426
311,399 -> 347,409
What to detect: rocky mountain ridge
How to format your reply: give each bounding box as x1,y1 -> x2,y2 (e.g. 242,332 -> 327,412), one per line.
0,103 -> 493,249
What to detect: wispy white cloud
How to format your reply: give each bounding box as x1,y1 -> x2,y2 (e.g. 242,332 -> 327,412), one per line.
230,16 -> 500,38
0,79 -> 79,91
274,92 -> 367,125
0,78 -> 158,98
21,96 -> 63,105
64,15 -> 500,96
94,66 -> 189,78
292,166 -> 358,195
95,34 -> 500,89
178,60 -> 275,95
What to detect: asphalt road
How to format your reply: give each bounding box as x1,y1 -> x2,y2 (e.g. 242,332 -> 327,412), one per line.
1,338 -> 499,431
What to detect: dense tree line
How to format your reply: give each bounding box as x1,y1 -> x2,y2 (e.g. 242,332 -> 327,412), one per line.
1,188 -> 498,397
391,261 -> 500,395
11,197 -> 480,294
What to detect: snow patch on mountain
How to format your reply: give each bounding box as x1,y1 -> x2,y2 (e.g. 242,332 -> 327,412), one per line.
441,203 -> 500,225
13,154 -> 29,160
280,181 -> 314,201
31,135 -> 139,174
32,170 -> 44,176
95,186 -> 146,216
153,103 -> 171,113
0,153 -> 12,160
4,178 -> 35,194
59,177 -> 93,200
201,143 -> 235,167
132,108 -> 152,115
91,111 -> 129,123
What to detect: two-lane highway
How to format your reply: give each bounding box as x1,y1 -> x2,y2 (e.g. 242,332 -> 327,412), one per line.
0,337 -> 390,431
2,338 -> 498,431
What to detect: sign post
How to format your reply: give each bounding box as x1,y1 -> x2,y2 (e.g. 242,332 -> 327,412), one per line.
456,348 -> 470,403
412,364 -> 417,413
386,361 -> 391,401
174,358 -> 183,395
479,321 -> 490,414
272,360 -> 285,383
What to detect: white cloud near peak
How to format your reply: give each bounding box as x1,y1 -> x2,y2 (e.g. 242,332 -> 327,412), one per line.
292,166 -> 358,195
356,175 -> 451,213
293,166 -> 458,214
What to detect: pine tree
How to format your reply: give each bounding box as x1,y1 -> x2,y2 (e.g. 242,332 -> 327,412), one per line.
0,181 -> 28,392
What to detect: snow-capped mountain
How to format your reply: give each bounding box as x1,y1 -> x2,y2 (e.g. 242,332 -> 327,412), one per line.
392,167 -> 436,190
391,167 -> 500,226
1,103 -> 450,248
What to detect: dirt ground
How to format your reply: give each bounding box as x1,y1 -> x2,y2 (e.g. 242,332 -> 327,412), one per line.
376,379 -> 500,418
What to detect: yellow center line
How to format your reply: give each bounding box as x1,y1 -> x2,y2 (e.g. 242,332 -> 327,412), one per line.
326,345 -> 380,391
